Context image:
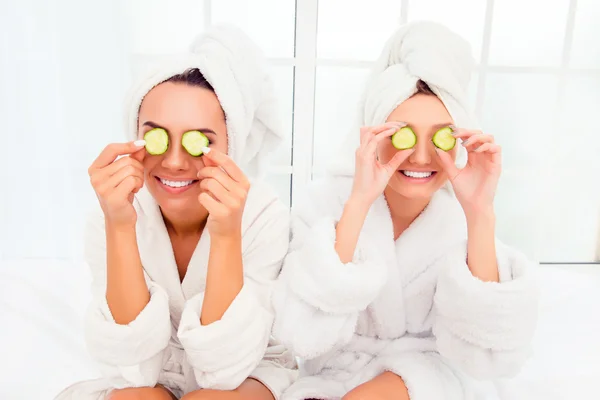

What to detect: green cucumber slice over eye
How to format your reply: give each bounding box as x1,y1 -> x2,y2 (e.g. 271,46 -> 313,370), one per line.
182,130 -> 210,156
144,128 -> 169,155
432,127 -> 456,151
391,127 -> 417,150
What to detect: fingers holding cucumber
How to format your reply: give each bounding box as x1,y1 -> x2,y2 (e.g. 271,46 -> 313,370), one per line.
351,123 -> 414,207
88,140 -> 147,227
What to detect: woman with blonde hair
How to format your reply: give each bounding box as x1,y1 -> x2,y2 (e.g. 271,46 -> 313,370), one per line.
273,21 -> 538,400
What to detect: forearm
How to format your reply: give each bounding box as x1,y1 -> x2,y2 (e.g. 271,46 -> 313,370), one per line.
466,210 -> 499,282
335,198 -> 370,263
201,234 -> 244,325
105,221 -> 149,324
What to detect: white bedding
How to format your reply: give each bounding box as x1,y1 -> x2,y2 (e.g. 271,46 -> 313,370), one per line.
1,259 -> 598,399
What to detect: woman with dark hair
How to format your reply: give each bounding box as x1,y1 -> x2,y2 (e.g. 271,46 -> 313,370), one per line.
56,25 -> 297,400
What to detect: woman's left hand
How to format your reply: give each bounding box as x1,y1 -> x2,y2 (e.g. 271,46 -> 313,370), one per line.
197,148 -> 250,239
436,128 -> 501,218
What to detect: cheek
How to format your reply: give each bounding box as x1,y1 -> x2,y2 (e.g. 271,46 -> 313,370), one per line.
215,135 -> 228,153
192,158 -> 206,170
216,141 -> 228,153
142,157 -> 163,179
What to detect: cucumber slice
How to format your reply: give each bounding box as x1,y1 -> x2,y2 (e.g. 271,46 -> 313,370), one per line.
182,130 -> 210,156
432,127 -> 456,151
144,128 -> 169,155
391,127 -> 417,150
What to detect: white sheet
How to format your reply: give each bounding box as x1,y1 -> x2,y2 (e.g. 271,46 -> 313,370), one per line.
1,260 -> 598,399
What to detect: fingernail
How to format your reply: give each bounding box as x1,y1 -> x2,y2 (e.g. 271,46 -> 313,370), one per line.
201,146 -> 211,154
134,139 -> 146,147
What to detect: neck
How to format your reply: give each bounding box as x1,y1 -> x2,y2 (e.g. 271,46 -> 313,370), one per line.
384,186 -> 431,239
161,208 -> 208,237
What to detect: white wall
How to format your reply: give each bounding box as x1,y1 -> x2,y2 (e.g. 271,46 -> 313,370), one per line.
1,0 -> 599,264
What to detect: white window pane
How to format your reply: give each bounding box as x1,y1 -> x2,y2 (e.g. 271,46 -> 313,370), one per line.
317,0 -> 402,60
265,174 -> 291,208
313,67 -> 370,172
494,170 -> 544,261
468,71 -> 479,112
570,0 -> 600,69
212,0 -> 295,58
123,0 -> 206,54
406,0 -> 487,62
269,65 -> 294,166
555,76 -> 600,172
130,54 -> 168,77
488,0 -> 570,67
481,73 -> 560,170
539,169 -> 600,262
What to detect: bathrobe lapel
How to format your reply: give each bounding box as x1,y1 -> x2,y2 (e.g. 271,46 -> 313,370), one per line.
134,188 -> 210,325
355,185 -> 466,338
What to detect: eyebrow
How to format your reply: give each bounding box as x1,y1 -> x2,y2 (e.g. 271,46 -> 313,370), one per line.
394,121 -> 454,132
431,122 -> 454,130
142,121 -> 218,136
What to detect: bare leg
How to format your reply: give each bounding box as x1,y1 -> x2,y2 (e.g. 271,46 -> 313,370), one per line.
342,372 -> 410,400
181,378 -> 274,400
108,385 -> 177,400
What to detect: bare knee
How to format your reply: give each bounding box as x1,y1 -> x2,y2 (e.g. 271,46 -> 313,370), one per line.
108,386 -> 175,400
180,389 -> 240,400
343,372 -> 410,400
342,385 -> 372,400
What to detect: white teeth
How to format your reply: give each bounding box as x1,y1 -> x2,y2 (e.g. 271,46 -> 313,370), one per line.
402,170 -> 433,179
160,178 -> 194,188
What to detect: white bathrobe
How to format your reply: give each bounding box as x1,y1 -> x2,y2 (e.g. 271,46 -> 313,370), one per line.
272,176 -> 538,400
56,182 -> 297,399
56,24 -> 298,399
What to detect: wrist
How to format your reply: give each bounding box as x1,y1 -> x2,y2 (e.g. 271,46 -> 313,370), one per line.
106,218 -> 137,234
465,208 -> 496,231
463,204 -> 495,222
346,194 -> 373,215
210,230 -> 242,244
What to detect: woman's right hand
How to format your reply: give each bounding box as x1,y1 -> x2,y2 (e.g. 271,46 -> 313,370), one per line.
88,140 -> 146,228
350,122 -> 414,208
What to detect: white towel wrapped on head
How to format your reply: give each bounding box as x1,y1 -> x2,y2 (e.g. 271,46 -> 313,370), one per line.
329,20 -> 478,176
123,24 -> 285,178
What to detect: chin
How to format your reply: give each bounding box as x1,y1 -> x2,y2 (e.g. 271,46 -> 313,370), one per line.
146,182 -> 198,214
390,185 -> 436,200
387,173 -> 445,200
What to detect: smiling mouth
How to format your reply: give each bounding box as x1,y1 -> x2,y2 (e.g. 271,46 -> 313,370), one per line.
400,170 -> 437,179
156,177 -> 198,188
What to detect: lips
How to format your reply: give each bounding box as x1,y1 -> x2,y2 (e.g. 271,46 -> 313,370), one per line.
400,170 -> 435,179
154,176 -> 199,194
158,177 -> 196,188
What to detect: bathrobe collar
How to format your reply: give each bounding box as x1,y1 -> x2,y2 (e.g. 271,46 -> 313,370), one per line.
353,181 -> 467,337
133,187 -> 210,324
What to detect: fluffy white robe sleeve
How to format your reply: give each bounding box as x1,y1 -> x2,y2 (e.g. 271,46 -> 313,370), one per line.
177,197 -> 291,390
432,240 -> 539,380
83,208 -> 171,389
272,180 -> 389,360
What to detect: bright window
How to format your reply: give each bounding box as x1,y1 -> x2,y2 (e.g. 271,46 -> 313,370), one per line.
2,0 -> 598,264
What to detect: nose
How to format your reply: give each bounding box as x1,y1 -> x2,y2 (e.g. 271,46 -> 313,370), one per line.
408,139 -> 432,165
160,143 -> 190,171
